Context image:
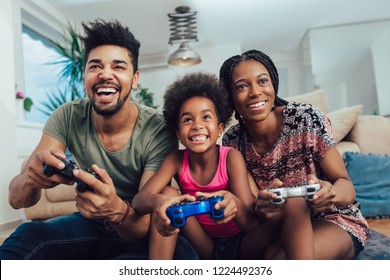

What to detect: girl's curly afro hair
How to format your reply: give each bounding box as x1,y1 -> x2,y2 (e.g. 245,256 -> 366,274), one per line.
163,72 -> 233,136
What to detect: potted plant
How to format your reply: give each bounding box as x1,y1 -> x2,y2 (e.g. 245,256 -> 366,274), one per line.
15,90 -> 33,120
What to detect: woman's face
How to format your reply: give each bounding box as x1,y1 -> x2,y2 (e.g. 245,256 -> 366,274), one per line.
230,60 -> 275,123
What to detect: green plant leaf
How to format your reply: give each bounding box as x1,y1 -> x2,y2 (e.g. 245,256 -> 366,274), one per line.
36,85 -> 83,116
23,97 -> 33,112
132,85 -> 158,109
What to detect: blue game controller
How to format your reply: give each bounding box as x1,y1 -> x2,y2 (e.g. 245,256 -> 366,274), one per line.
166,195 -> 224,228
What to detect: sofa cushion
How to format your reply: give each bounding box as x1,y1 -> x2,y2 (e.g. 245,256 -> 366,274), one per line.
328,105 -> 363,143
344,152 -> 390,218
284,89 -> 329,113
46,184 -> 77,202
335,141 -> 361,155
346,115 -> 390,155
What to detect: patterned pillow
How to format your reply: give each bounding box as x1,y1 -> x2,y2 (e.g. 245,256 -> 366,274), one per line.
344,152 -> 390,218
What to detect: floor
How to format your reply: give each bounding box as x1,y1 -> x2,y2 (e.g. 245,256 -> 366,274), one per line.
366,219 -> 390,237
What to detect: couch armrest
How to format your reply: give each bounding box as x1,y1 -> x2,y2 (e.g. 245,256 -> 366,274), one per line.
23,184 -> 77,221
345,115 -> 390,155
335,141 -> 361,155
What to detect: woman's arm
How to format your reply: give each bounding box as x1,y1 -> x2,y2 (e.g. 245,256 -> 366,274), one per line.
310,146 -> 356,212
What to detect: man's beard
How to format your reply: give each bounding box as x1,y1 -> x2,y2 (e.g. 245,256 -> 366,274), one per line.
92,91 -> 131,116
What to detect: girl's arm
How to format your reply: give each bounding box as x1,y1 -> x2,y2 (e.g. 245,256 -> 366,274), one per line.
132,151 -> 180,215
226,148 -> 259,231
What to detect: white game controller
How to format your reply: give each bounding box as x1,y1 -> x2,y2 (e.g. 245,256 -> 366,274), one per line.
269,184 -> 321,204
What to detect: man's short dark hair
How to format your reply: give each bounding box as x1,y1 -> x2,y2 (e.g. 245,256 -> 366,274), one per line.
81,19 -> 141,71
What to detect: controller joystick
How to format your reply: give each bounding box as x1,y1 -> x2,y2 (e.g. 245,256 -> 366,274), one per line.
269,184 -> 321,204
166,195 -> 224,228
43,157 -> 96,192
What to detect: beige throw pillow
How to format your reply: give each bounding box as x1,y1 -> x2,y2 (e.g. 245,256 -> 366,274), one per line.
284,90 -> 329,113
328,105 -> 363,143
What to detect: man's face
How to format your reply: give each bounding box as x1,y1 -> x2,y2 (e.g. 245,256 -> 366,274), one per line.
84,45 -> 139,115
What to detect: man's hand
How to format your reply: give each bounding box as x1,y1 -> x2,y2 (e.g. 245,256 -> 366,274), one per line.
28,149 -> 75,190
72,164 -> 124,223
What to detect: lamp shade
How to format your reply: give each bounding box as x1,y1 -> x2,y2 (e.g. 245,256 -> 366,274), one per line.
168,42 -> 201,66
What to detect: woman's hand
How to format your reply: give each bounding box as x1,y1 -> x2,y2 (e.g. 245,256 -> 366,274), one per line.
307,174 -> 337,213
254,179 -> 284,221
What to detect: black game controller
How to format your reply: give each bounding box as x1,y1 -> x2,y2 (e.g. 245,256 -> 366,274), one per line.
166,195 -> 224,228
43,157 -> 96,192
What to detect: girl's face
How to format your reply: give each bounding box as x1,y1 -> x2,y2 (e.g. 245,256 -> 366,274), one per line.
176,96 -> 224,153
230,60 -> 275,123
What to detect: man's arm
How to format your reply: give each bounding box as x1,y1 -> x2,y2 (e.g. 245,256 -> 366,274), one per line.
8,133 -> 70,209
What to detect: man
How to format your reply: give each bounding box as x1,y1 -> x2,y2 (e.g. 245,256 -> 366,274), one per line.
0,19 -> 197,259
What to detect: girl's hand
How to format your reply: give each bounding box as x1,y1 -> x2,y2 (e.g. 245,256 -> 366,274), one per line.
255,179 -> 284,221
152,194 -> 195,236
195,191 -> 237,224
307,174 -> 337,213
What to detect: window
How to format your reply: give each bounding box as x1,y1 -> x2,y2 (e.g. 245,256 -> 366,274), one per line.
22,25 -> 67,124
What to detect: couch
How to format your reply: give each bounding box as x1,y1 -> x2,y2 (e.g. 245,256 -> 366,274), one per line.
22,90 -> 390,259
284,90 -> 390,156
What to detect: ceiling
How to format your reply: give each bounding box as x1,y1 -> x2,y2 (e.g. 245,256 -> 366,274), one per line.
43,0 -> 390,59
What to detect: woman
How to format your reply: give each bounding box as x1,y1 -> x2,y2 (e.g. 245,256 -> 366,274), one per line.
219,50 -> 370,259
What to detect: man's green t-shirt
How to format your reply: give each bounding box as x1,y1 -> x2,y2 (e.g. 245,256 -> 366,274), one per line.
43,98 -> 177,202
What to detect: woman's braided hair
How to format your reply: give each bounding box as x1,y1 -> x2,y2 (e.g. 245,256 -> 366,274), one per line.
219,50 -> 289,162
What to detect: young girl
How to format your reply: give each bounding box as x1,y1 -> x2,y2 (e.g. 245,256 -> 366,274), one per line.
219,49 -> 370,259
132,72 -> 264,259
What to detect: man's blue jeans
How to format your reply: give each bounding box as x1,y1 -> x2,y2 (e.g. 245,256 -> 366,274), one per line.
0,212 -> 198,260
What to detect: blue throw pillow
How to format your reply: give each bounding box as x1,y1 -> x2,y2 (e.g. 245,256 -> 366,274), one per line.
344,152 -> 390,218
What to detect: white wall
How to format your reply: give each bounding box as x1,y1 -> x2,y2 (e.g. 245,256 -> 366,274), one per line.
269,50 -> 306,98
347,52 -> 377,115
0,0 -> 63,228
139,46 -> 307,109
0,0 -> 25,227
138,43 -> 242,108
307,20 -> 390,114
372,31 -> 390,116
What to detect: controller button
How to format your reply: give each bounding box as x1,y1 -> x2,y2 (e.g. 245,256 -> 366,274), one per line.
273,198 -> 282,203
175,217 -> 183,226
307,187 -> 316,192
173,209 -> 182,214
